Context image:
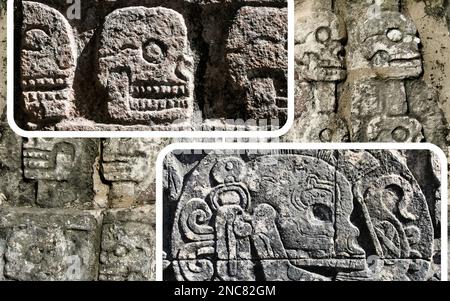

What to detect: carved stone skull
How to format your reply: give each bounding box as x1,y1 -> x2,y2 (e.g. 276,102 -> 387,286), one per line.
226,7 -> 288,122
98,7 -> 194,125
357,11 -> 422,79
295,10 -> 347,82
21,1 -> 76,124
101,138 -> 158,208
23,138 -> 78,181
4,227 -> 71,281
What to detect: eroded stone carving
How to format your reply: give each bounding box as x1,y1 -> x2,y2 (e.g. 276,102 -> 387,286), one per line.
0,207 -> 101,281
22,138 -> 98,208
226,6 -> 288,123
98,7 -> 194,126
342,2 -> 447,147
291,0 -> 449,148
101,138 -> 167,208
21,1 -> 76,125
0,122 -> 35,206
99,206 -> 155,281
16,1 -> 289,131
163,150 -> 439,281
289,2 -> 349,142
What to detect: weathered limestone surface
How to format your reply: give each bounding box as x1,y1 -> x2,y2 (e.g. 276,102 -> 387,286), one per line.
15,0 -> 288,131
1,41 -> 162,281
0,131 -> 162,280
163,150 -> 442,281
0,4 -> 5,120
288,0 -> 450,151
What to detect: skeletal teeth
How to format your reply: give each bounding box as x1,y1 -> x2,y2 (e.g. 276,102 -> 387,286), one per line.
56,78 -> 65,85
146,86 -> 152,93
172,86 -> 179,94
180,86 -> 186,94
153,86 -> 160,93
37,79 -> 45,85
167,100 -> 174,108
30,92 -> 37,101
45,78 -> 54,85
29,79 -> 36,86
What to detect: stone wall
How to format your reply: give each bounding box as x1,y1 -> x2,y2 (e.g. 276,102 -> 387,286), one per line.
0,3 -> 162,277
0,130 -> 163,280
287,0 -> 450,153
14,0 -> 288,131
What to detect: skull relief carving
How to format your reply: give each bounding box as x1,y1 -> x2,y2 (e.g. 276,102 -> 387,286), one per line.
102,138 -> 154,183
98,7 -> 194,125
21,1 -> 76,124
23,138 -> 77,181
226,7 -> 288,122
357,11 -> 422,79
295,10 -> 347,82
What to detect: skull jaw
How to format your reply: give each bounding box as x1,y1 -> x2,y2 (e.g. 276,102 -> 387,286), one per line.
298,52 -> 347,82
106,72 -> 193,126
298,61 -> 346,82
23,142 -> 76,181
369,51 -> 423,79
22,88 -> 74,123
243,76 -> 288,123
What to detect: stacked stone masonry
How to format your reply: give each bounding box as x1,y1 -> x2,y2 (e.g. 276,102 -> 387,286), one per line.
163,149 -> 442,281
0,117 -> 163,280
14,0 -> 288,131
288,0 -> 450,151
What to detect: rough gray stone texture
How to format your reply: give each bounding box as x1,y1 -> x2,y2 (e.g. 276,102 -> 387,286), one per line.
163,150 -> 441,281
101,138 -> 168,208
288,0 -> 449,150
0,134 -> 162,280
0,207 -> 102,281
99,206 -> 156,281
15,0 -> 288,131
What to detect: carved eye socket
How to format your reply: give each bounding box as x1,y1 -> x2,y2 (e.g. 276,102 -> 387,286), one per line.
316,26 -> 331,43
143,41 -> 165,64
23,29 -> 50,51
387,29 -> 403,42
312,204 -> 333,222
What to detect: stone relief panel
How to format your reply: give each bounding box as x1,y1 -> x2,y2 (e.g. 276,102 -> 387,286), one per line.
101,138 -> 168,208
290,0 -> 449,149
20,1 -> 76,126
0,207 -> 102,281
14,0 -> 289,132
163,150 -> 441,281
23,138 -> 99,208
0,128 -> 161,280
99,206 -> 155,281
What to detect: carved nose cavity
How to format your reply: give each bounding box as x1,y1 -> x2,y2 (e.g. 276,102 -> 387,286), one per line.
142,41 -> 164,64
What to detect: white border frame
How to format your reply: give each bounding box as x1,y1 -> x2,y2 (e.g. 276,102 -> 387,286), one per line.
155,143 -> 449,282
7,0 -> 295,138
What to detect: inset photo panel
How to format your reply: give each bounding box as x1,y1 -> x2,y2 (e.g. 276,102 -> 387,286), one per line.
156,143 -> 448,281
7,0 -> 294,138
